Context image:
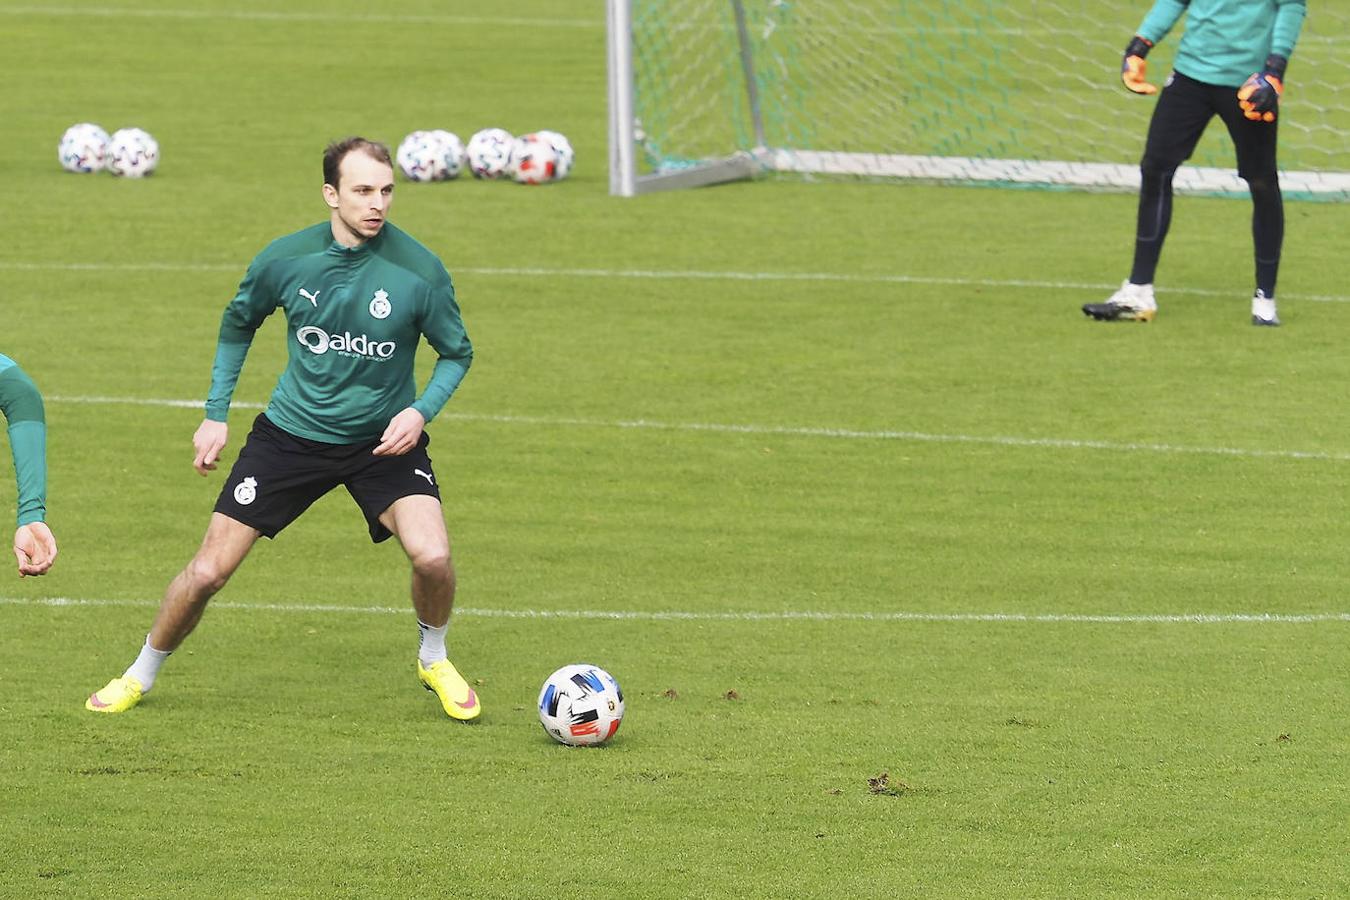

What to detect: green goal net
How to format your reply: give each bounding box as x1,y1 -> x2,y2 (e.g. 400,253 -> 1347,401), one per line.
607,0 -> 1350,199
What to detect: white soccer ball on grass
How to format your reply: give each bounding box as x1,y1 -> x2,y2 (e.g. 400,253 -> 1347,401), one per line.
396,130 -> 464,182
510,133 -> 559,185
535,129 -> 574,181
465,127 -> 515,180
538,664 -> 625,746
58,123 -> 110,173
105,127 -> 159,178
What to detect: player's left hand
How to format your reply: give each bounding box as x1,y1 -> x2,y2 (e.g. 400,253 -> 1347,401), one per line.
1238,54 -> 1287,123
374,407 -> 426,457
14,521 -> 57,576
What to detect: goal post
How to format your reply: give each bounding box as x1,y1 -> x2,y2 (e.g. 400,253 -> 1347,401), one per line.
607,0 -> 1350,200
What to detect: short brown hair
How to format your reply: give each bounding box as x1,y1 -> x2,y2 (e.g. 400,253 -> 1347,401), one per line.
323,137 -> 393,188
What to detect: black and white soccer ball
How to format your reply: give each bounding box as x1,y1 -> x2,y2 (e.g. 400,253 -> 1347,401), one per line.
58,122 -> 110,173
396,129 -> 464,182
538,664 -> 625,746
105,127 -> 159,178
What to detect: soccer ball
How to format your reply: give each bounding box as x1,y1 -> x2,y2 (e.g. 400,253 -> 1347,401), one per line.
465,127 -> 515,180
105,127 -> 159,178
58,123 -> 110,173
396,129 -> 463,182
510,134 -> 558,185
535,130 -> 574,181
538,664 -> 625,746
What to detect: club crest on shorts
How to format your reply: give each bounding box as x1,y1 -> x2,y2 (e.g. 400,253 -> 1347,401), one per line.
233,476 -> 258,505
369,288 -> 391,320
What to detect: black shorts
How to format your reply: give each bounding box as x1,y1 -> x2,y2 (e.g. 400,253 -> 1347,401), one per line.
1143,71 -> 1278,181
215,414 -> 441,543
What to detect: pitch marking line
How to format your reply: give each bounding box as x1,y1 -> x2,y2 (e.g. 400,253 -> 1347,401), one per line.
2,596 -> 1346,624
46,394 -> 1350,463
2,261 -> 1347,304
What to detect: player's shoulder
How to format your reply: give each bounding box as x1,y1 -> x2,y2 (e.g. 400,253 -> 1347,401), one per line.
375,222 -> 454,289
0,353 -> 14,374
250,223 -> 334,270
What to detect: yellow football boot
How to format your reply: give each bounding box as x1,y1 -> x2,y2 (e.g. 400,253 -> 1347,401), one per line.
85,676 -> 145,713
418,659 -> 481,721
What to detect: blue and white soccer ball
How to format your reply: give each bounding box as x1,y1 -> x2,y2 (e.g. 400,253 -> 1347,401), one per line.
510,133 -> 558,185
534,129 -> 574,181
538,664 -> 625,746
465,127 -> 515,180
396,129 -> 463,182
58,123 -> 110,173
105,127 -> 159,178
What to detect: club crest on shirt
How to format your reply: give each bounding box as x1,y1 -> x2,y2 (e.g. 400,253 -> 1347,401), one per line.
369,288 -> 391,320
234,476 -> 258,505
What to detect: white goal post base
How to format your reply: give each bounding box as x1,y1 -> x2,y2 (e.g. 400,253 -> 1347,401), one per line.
627,149 -> 1350,200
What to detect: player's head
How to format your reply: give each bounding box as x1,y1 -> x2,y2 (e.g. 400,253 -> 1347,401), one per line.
322,137 -> 395,246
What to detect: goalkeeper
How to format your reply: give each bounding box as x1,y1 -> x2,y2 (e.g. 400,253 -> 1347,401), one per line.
1082,0 -> 1307,326
1,354 -> 57,576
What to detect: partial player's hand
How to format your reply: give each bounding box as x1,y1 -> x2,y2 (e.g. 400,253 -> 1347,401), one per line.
14,521 -> 57,576
1238,54 -> 1288,123
374,408 -> 426,457
1121,35 -> 1157,95
193,419 -> 229,475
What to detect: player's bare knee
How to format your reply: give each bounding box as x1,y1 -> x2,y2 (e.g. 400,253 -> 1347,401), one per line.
185,555 -> 234,596
410,546 -> 453,581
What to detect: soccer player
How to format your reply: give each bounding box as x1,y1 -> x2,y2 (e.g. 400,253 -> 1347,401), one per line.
86,138 -> 479,719
1082,0 -> 1306,325
1,354 -> 57,576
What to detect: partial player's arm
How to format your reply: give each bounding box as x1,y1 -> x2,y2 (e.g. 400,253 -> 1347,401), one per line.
376,271 -> 472,457
198,259 -> 277,474
1238,0 -> 1307,123
1121,0 -> 1189,94
0,358 -> 57,575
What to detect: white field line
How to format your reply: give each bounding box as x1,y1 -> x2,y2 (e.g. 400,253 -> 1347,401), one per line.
44,394 -> 1350,463
1,596 -> 1346,624
2,260 -> 1349,304
0,6 -> 601,28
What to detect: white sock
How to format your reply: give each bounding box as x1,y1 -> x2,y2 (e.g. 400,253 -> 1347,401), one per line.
123,636 -> 171,691
417,619 -> 449,667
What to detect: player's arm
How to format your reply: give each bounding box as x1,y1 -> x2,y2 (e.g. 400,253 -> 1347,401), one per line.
1121,0 -> 1189,94
198,259 -> 277,474
0,361 -> 57,576
375,273 -> 472,457
1238,0 -> 1307,123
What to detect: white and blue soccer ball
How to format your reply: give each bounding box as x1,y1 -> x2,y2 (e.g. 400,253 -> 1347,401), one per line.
58,123 -> 110,173
465,127 -> 515,180
538,664 -> 625,746
396,129 -> 463,182
535,129 -> 574,181
510,133 -> 558,185
105,127 -> 159,178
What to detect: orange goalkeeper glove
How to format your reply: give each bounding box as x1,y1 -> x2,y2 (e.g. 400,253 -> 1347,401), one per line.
1238,54 -> 1287,123
1121,36 -> 1157,95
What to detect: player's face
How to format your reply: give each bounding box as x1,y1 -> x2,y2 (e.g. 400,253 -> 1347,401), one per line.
324,151 -> 395,247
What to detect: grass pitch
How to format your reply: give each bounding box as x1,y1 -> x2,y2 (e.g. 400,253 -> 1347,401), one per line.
3,2 -> 1349,898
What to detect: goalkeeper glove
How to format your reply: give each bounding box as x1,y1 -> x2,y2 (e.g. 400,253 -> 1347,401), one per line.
1121,36 -> 1157,95
1237,54 -> 1287,123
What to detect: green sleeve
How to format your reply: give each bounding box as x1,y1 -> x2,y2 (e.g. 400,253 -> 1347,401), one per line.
1137,0 -> 1189,44
0,365 -> 47,526
1271,0 -> 1306,59
205,259 -> 276,421
410,272 -> 473,424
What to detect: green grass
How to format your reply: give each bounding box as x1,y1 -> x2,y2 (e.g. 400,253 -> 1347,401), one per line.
3,2 -> 1350,897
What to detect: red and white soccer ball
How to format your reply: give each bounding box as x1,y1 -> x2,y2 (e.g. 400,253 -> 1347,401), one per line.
58,123 -> 110,173
105,127 -> 159,178
396,129 -> 464,182
465,127 -> 515,179
538,664 -> 625,746
510,133 -> 559,185
535,129 -> 574,181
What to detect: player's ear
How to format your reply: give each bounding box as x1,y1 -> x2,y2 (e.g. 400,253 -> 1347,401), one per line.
322,182 -> 339,209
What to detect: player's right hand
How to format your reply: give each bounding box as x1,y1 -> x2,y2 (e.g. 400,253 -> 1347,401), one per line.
14,522 -> 57,576
1121,35 -> 1157,95
193,419 -> 229,475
